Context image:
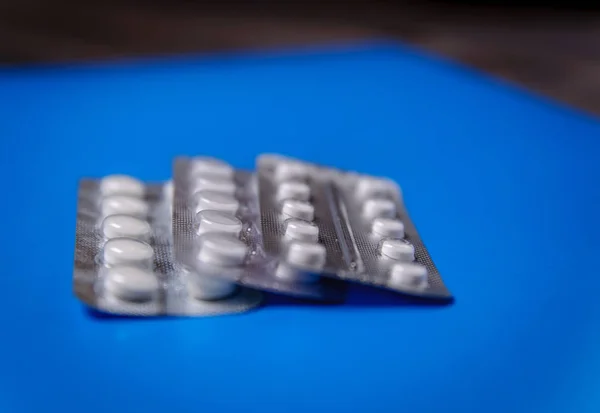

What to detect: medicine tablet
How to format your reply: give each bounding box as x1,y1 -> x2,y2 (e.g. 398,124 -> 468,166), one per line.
191,175 -> 236,195
286,242 -> 326,270
379,238 -> 415,261
197,210 -> 243,236
188,274 -> 237,300
102,215 -> 152,240
284,219 -> 319,242
104,266 -> 159,302
371,217 -> 405,239
194,190 -> 239,214
389,262 -> 428,289
103,238 -> 154,267
355,177 -> 399,201
276,181 -> 311,202
190,157 -> 234,179
197,233 -> 248,266
102,195 -> 149,218
100,175 -> 145,197
274,161 -> 309,182
281,199 -> 315,221
362,198 -> 396,221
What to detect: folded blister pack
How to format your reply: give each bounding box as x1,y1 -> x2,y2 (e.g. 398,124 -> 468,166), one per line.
73,175 -> 263,316
172,157 -> 345,302
256,154 -> 452,302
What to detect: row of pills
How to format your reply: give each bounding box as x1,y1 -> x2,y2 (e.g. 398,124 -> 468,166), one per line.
350,175 -> 428,290
271,160 -> 326,279
97,175 -> 160,303
185,158 -> 250,299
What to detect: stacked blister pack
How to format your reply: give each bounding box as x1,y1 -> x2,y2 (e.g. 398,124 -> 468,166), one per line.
73,154 -> 453,317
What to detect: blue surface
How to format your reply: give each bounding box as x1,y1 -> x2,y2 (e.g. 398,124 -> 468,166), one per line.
1,41 -> 600,413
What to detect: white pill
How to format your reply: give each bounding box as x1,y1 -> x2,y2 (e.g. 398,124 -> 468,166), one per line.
281,199 -> 315,221
355,177 -> 399,201
274,161 -> 309,182
188,274 -> 237,300
389,262 -> 428,290
190,157 -> 234,179
103,238 -> 154,267
379,238 -> 415,261
286,242 -> 326,270
362,198 -> 396,221
194,190 -> 239,214
371,217 -> 405,239
197,233 -> 248,266
104,266 -> 159,302
284,219 -> 319,242
102,195 -> 149,218
196,210 -> 243,236
191,175 -> 236,195
276,181 -> 311,202
102,215 -> 152,240
100,175 -> 145,197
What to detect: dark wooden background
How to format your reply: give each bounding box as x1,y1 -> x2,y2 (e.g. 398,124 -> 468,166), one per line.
1,1 -> 599,115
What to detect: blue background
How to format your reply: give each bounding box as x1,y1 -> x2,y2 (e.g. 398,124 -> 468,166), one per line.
1,42 -> 599,413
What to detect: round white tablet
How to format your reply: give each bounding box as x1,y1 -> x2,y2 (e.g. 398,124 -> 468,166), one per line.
193,190 -> 239,214
191,175 -> 236,195
362,198 -> 396,221
286,242 -> 326,270
371,217 -> 405,239
104,266 -> 159,302
190,157 -> 234,179
196,210 -> 243,236
102,195 -> 149,218
197,233 -> 248,266
102,215 -> 152,240
355,177 -> 399,201
389,262 -> 428,290
284,219 -> 319,242
100,175 -> 145,197
379,238 -> 414,261
103,238 -> 154,267
188,274 -> 237,300
276,181 -> 311,202
274,161 -> 309,182
281,199 -> 315,221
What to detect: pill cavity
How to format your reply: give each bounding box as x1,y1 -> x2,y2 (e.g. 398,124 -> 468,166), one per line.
194,190 -> 239,215
281,199 -> 315,221
197,233 -> 248,266
102,215 -> 152,240
104,266 -> 159,302
103,238 -> 154,267
389,262 -> 428,290
379,238 -> 414,261
196,210 -> 243,236
100,175 -> 145,197
276,181 -> 311,202
362,198 -> 396,221
371,217 -> 405,239
284,219 -> 319,242
102,195 -> 149,218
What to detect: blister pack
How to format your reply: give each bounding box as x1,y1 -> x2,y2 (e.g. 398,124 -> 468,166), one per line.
256,154 -> 453,302
172,157 -> 345,302
73,175 -> 263,316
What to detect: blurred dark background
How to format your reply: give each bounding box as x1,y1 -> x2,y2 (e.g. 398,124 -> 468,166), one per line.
1,1 -> 599,115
